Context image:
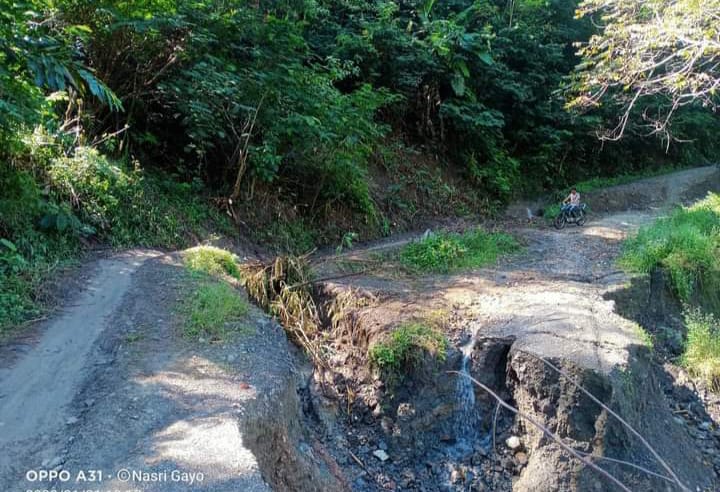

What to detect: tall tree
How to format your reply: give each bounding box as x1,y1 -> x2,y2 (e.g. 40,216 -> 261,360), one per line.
570,0 -> 720,141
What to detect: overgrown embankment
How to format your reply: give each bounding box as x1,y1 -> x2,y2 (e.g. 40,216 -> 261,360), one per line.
0,149 -> 233,332
619,192 -> 720,389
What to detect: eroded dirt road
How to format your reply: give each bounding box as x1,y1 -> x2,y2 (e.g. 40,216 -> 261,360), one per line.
1,165 -> 719,492
0,252 -> 338,492
311,165 -> 720,491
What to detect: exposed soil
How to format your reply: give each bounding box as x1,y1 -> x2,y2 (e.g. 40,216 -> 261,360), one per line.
300,165 -> 720,491
1,165 -> 719,492
0,252 -> 342,492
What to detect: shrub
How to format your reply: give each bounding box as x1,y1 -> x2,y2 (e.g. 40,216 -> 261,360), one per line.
47,147 -> 233,248
369,322 -> 449,381
399,228 -> 519,273
180,281 -> 249,340
183,246 -> 241,279
682,309 -> 720,391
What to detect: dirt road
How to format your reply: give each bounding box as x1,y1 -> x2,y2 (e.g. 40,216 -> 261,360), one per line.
0,165 -> 718,492
311,165 -> 720,491
0,251 -> 338,492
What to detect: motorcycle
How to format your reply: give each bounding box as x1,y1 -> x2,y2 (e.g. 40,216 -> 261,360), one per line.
554,203 -> 587,229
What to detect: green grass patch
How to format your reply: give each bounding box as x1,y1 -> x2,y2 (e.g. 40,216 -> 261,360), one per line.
179,280 -> 250,340
399,228 -> 519,274
183,246 -> 241,279
619,193 -> 720,312
681,309 -> 720,391
369,321 -> 449,382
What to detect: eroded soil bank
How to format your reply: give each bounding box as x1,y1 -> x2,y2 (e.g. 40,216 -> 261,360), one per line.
292,165 -> 720,491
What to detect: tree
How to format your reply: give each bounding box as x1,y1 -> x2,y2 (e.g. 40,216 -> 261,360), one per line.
569,0 -> 720,142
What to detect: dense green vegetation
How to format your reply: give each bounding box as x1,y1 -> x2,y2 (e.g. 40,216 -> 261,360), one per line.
620,194 -> 720,388
400,228 -> 518,273
682,309 -> 720,391
2,0 -> 720,329
620,194 -> 720,313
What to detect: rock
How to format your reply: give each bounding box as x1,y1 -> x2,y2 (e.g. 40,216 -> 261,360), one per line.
397,403 -> 415,420
47,456 -> 64,468
505,436 -> 521,450
65,416 -> 79,425
378,440 -> 388,450
373,449 -> 390,462
450,468 -> 463,484
515,452 -> 528,466
700,421 -> 712,431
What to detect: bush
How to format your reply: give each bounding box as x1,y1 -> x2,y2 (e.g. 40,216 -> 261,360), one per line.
682,309 -> 720,391
369,322 -> 449,381
0,146 -> 234,332
399,229 -> 519,274
48,147 -> 232,248
183,246 -> 241,279
620,193 -> 720,311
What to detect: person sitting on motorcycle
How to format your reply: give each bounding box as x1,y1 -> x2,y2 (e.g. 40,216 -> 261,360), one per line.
562,187 -> 581,217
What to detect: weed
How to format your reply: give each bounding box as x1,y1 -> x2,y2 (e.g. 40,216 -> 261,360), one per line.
183,246 -> 241,279
179,280 -> 249,340
369,322 -> 449,382
399,228 -> 519,274
681,308 -> 720,391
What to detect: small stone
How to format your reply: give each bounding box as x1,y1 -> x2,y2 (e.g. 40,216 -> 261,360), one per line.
65,416 -> 79,425
373,449 -> 390,462
505,436 -> 522,450
47,456 -> 64,468
515,452 -> 528,465
397,403 -> 415,421
378,440 -> 388,451
450,468 -> 463,484
84,398 -> 94,407
700,422 -> 712,431
227,354 -> 236,363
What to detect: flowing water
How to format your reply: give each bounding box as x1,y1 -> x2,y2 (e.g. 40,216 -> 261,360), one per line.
450,338 -> 486,456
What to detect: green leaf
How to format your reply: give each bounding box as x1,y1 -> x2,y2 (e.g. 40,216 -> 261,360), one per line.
0,239 -> 17,251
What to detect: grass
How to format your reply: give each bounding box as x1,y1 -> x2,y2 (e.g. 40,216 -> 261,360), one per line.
369,321 -> 449,382
619,193 -> 720,312
179,280 -> 250,340
183,246 -> 241,279
681,309 -> 720,391
399,228 -> 519,274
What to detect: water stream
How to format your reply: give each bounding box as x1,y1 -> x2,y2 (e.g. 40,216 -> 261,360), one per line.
450,338 -> 485,456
